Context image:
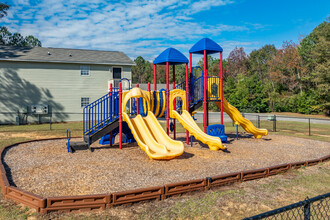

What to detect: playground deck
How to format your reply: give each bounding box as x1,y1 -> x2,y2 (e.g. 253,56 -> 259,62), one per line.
3,134 -> 330,197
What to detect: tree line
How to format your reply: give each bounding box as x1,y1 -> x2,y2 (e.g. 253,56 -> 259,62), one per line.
132,19 -> 329,115
0,3 -> 41,47
1,2 -> 328,115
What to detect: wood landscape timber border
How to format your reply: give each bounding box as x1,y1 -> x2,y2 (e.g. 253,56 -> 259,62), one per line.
0,138 -> 329,214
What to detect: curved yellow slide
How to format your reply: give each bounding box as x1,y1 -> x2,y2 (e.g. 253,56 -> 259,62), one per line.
123,111 -> 184,160
172,110 -> 226,151
215,98 -> 268,138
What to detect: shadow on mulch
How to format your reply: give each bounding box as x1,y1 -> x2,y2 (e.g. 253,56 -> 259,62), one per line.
177,152 -> 194,159
1,145 -> 17,187
92,142 -> 137,151
226,133 -> 253,139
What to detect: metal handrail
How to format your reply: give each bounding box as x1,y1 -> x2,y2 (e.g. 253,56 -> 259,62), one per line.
83,90 -> 119,136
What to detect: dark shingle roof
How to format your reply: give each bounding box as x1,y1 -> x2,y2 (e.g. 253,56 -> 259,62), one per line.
0,46 -> 135,65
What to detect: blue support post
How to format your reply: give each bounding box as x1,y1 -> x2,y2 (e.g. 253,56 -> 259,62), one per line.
236,124 -> 239,140
190,135 -> 193,147
66,129 -> 71,153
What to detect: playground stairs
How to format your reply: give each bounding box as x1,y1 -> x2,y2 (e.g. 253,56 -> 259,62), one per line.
189,100 -> 203,113
83,118 -> 119,144
69,90 -> 120,152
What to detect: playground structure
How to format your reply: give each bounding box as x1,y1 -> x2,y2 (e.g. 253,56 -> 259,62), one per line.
68,38 -> 268,159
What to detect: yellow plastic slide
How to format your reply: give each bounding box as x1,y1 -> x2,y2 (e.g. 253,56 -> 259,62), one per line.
122,88 -> 184,160
172,110 -> 226,151
123,112 -> 184,160
215,98 -> 268,138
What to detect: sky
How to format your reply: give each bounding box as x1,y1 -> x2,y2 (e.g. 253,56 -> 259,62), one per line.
1,0 -> 329,62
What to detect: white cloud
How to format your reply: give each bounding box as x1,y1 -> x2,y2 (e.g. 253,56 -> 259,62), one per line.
187,0 -> 234,15
3,0 -> 263,60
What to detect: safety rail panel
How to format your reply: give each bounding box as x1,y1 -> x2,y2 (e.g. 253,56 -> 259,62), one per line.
83,89 -> 119,136
191,76 -> 203,106
175,80 -> 186,90
175,81 -> 186,110
207,76 -> 221,101
176,75 -> 222,111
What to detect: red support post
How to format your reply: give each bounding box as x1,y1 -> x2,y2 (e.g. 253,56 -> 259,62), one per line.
148,82 -> 151,114
206,52 -> 209,127
136,83 -> 139,115
166,62 -> 169,135
220,52 -> 223,125
203,50 -> 207,133
109,83 -> 113,147
119,82 -> 122,149
173,65 -> 176,140
185,63 -> 189,144
154,64 -> 157,91
189,53 -> 192,80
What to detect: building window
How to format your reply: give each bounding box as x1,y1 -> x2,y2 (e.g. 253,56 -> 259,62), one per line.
81,97 -> 90,107
113,67 -> 122,79
81,65 -> 90,76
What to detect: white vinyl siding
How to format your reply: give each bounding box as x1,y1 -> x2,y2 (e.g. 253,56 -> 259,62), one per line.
0,61 -> 132,123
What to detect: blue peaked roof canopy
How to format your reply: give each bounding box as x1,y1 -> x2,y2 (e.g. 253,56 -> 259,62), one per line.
153,47 -> 188,65
189,38 -> 223,55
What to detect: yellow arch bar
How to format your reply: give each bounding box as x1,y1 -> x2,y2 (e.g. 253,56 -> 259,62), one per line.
169,89 -> 187,118
122,88 -> 151,113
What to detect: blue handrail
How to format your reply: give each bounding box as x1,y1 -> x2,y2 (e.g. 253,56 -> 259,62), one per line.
83,90 -> 119,136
